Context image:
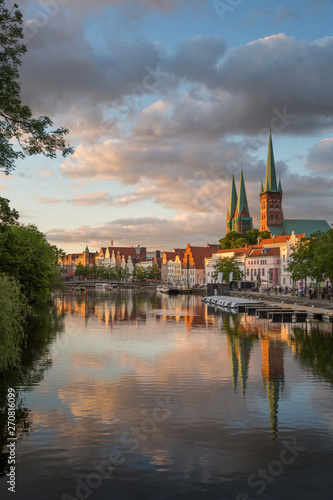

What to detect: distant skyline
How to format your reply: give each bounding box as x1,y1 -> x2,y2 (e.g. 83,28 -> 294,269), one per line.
1,0 -> 333,253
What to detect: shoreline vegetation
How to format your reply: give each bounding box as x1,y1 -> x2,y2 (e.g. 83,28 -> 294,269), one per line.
0,0 -> 73,373
0,197 -> 64,372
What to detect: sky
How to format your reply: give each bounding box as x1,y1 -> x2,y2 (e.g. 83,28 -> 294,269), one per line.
1,0 -> 333,253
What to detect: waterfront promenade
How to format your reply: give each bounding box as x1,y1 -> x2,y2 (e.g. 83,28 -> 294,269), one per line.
231,289 -> 333,318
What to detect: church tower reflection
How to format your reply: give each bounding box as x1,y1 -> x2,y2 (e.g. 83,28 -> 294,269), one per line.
261,337 -> 285,442
225,315 -> 256,398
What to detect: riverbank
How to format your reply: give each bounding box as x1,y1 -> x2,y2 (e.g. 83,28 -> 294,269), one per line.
231,289 -> 333,317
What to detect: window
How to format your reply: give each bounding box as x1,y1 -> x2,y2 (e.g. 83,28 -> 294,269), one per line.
283,255 -> 285,262
247,269 -> 249,276
262,269 -> 265,276
254,269 -> 257,276
283,278 -> 286,284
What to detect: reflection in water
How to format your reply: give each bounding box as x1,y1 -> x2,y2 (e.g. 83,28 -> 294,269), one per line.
291,324 -> 333,386
0,291 -> 332,499
261,338 -> 285,442
0,302 -> 64,478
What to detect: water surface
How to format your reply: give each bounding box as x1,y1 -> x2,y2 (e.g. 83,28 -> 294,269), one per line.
1,291 -> 332,499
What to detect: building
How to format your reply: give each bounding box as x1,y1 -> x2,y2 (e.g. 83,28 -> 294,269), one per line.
205,248 -> 246,284
226,129 -> 330,238
259,129 -> 330,236
182,244 -> 220,285
161,250 -> 185,283
244,246 -> 281,286
60,246 -> 98,271
226,169 -> 253,234
146,250 -> 161,260
96,246 -> 137,276
258,232 -> 305,287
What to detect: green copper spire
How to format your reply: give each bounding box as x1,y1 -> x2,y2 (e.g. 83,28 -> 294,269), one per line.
278,177 -> 282,193
264,129 -> 278,193
236,169 -> 250,217
227,173 -> 237,219
260,179 -> 264,195
84,245 -> 89,253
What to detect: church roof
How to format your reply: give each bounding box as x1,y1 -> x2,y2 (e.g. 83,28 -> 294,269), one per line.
269,219 -> 330,238
227,173 -> 237,219
264,129 -> 278,193
236,169 -> 250,217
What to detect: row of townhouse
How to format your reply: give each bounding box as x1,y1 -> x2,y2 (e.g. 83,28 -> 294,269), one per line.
61,245 -> 160,275
205,232 -> 305,287
161,244 -> 221,285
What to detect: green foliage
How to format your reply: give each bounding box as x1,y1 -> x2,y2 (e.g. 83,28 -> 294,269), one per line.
287,230 -> 333,287
286,238 -> 312,283
291,326 -> 333,386
135,266 -> 147,281
219,229 -> 271,249
314,230 -> 333,286
0,223 -> 62,303
219,231 -> 241,250
148,264 -> 161,281
0,273 -> 28,370
0,1 -> 73,174
213,256 -> 243,282
0,197 -> 19,229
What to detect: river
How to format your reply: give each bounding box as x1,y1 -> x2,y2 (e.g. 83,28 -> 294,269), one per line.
1,290 -> 332,499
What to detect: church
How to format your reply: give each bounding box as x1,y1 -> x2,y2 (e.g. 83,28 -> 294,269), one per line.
226,130 -> 330,237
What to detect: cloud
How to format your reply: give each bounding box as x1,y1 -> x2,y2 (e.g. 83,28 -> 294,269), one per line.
46,213 -> 222,248
70,192 -> 116,206
163,36 -> 227,86
270,6 -> 299,26
38,197 -> 63,204
242,9 -> 271,26
305,138 -> 333,174
0,185 -> 8,191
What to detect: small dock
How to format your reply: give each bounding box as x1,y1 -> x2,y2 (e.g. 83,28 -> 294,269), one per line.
202,295 -> 333,323
202,295 -> 264,312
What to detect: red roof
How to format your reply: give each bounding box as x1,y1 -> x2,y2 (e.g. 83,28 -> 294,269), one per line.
260,234 -> 305,245
163,251 -> 184,262
184,246 -> 217,269
216,247 -> 247,255
107,246 -> 137,258
246,247 -> 280,258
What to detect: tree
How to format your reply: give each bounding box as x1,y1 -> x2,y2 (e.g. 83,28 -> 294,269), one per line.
0,223 -> 62,302
0,196 -> 19,229
314,230 -> 333,289
219,229 -> 272,249
147,264 -> 160,281
136,266 -> 147,281
0,273 -> 28,370
75,264 -> 87,277
219,231 -> 242,249
213,256 -> 243,282
0,1 -> 73,174
286,238 -> 313,289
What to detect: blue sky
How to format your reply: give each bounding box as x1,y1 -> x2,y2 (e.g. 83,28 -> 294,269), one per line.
1,0 -> 333,253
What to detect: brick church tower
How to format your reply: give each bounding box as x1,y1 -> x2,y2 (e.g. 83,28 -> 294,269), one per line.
259,129 -> 283,232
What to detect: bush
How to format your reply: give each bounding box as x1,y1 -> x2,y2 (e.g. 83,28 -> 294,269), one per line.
0,274 -> 28,371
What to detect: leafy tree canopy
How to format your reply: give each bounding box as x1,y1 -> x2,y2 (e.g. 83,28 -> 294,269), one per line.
219,229 -> 271,249
0,273 -> 28,370
0,1 -> 73,174
0,223 -> 62,302
213,256 -> 243,282
0,196 -> 19,229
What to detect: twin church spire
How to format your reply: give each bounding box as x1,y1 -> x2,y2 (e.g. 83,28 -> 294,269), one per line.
226,169 -> 253,234
226,129 -> 283,235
